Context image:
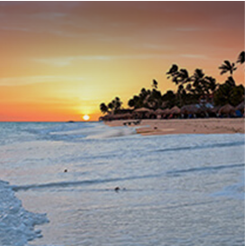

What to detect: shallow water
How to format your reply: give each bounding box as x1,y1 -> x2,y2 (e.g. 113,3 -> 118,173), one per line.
0,122 -> 244,246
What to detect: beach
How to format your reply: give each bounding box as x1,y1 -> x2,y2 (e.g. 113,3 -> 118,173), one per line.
0,122 -> 244,246
105,118 -> 245,136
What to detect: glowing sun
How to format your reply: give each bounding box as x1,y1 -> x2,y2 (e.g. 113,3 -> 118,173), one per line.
82,114 -> 90,121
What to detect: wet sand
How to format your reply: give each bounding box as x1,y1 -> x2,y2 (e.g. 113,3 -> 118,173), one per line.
105,118 -> 245,136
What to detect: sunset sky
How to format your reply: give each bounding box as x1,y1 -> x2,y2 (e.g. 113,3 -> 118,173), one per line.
0,1 -> 244,121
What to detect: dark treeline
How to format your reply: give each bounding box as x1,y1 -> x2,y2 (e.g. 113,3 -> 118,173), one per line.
99,51 -> 244,119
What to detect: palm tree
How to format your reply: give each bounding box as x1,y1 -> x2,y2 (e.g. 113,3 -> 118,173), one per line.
166,64 -> 179,84
162,90 -> 176,108
191,69 -> 205,95
204,76 -> 217,94
219,60 -> 237,76
152,79 -> 158,89
108,102 -> 114,111
114,97 -> 122,111
139,88 -> 147,98
128,98 -> 135,108
148,88 -> 162,109
237,51 -> 245,64
100,103 -> 108,114
166,65 -> 191,106
225,76 -> 236,87
166,64 -> 190,85
214,83 -> 244,107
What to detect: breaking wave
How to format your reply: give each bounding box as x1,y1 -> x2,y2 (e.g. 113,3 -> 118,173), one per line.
0,180 -> 48,246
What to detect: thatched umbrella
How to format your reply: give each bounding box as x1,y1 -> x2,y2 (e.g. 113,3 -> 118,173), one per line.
154,108 -> 164,115
101,113 -> 113,121
162,108 -> 171,115
218,104 -> 236,116
161,108 -> 171,118
154,108 -> 164,119
134,107 -> 152,113
181,105 -> 199,115
133,107 -> 154,119
207,106 -> 220,116
112,113 -> 132,120
169,106 -> 181,115
236,101 -> 245,113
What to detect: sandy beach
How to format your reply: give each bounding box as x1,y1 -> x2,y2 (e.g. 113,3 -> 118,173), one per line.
105,118 -> 245,136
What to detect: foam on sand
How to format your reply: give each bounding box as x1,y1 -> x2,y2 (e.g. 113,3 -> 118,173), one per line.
0,180 -> 49,246
86,126 -> 137,139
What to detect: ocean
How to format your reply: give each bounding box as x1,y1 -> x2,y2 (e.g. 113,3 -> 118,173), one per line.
0,121 -> 244,246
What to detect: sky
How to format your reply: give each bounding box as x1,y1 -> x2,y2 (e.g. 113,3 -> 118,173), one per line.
0,1 -> 244,121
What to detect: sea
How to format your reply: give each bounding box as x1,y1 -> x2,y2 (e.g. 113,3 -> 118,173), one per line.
0,121 -> 244,246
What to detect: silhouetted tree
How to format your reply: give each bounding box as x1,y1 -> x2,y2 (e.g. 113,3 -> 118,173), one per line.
205,76 -> 217,94
214,83 -> 244,107
147,88 -> 162,109
111,97 -> 123,113
237,51 -> 245,64
128,98 -> 136,108
152,79 -> 158,89
128,90 -> 146,109
166,64 -> 191,106
103,97 -> 123,114
100,103 -> 108,114
191,69 -> 205,95
219,60 -> 237,76
225,76 -> 236,87
162,90 -> 176,108
229,85 -> 245,106
100,51 -> 242,119
214,83 -> 231,106
166,64 -> 179,83
108,102 -> 114,111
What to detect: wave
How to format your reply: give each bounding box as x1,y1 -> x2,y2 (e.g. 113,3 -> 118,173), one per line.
167,163 -> 245,176
0,180 -> 49,246
12,163 -> 244,192
23,122 -> 138,141
11,174 -> 161,191
86,126 -> 137,139
154,141 -> 244,153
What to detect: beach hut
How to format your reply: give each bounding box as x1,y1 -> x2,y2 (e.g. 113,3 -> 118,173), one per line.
133,107 -> 154,119
111,113 -> 132,120
134,107 -> 152,113
236,102 -> 245,111
154,108 -> 164,119
161,108 -> 171,118
218,104 -> 236,117
168,106 -> 181,119
169,106 -> 181,115
100,113 -> 113,121
235,101 -> 245,114
180,105 -> 199,118
207,106 -> 220,117
155,108 -> 164,114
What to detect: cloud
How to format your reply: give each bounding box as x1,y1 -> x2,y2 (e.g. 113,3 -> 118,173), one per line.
0,75 -> 85,86
181,54 -> 207,59
176,27 -> 201,32
34,56 -> 111,66
0,0 -> 81,7
34,54 -> 171,66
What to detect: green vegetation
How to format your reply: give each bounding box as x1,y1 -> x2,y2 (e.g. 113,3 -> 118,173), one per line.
100,51 -> 244,116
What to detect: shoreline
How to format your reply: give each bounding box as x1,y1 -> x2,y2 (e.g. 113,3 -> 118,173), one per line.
105,118 -> 245,136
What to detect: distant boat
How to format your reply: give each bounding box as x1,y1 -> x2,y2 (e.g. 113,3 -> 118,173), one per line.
67,120 -> 75,123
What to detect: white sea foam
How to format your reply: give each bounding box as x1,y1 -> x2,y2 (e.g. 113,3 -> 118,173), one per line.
0,180 -> 48,246
86,126 -> 137,139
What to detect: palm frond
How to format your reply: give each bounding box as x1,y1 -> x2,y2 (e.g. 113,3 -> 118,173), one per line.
237,51 -> 245,64
166,64 -> 178,74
